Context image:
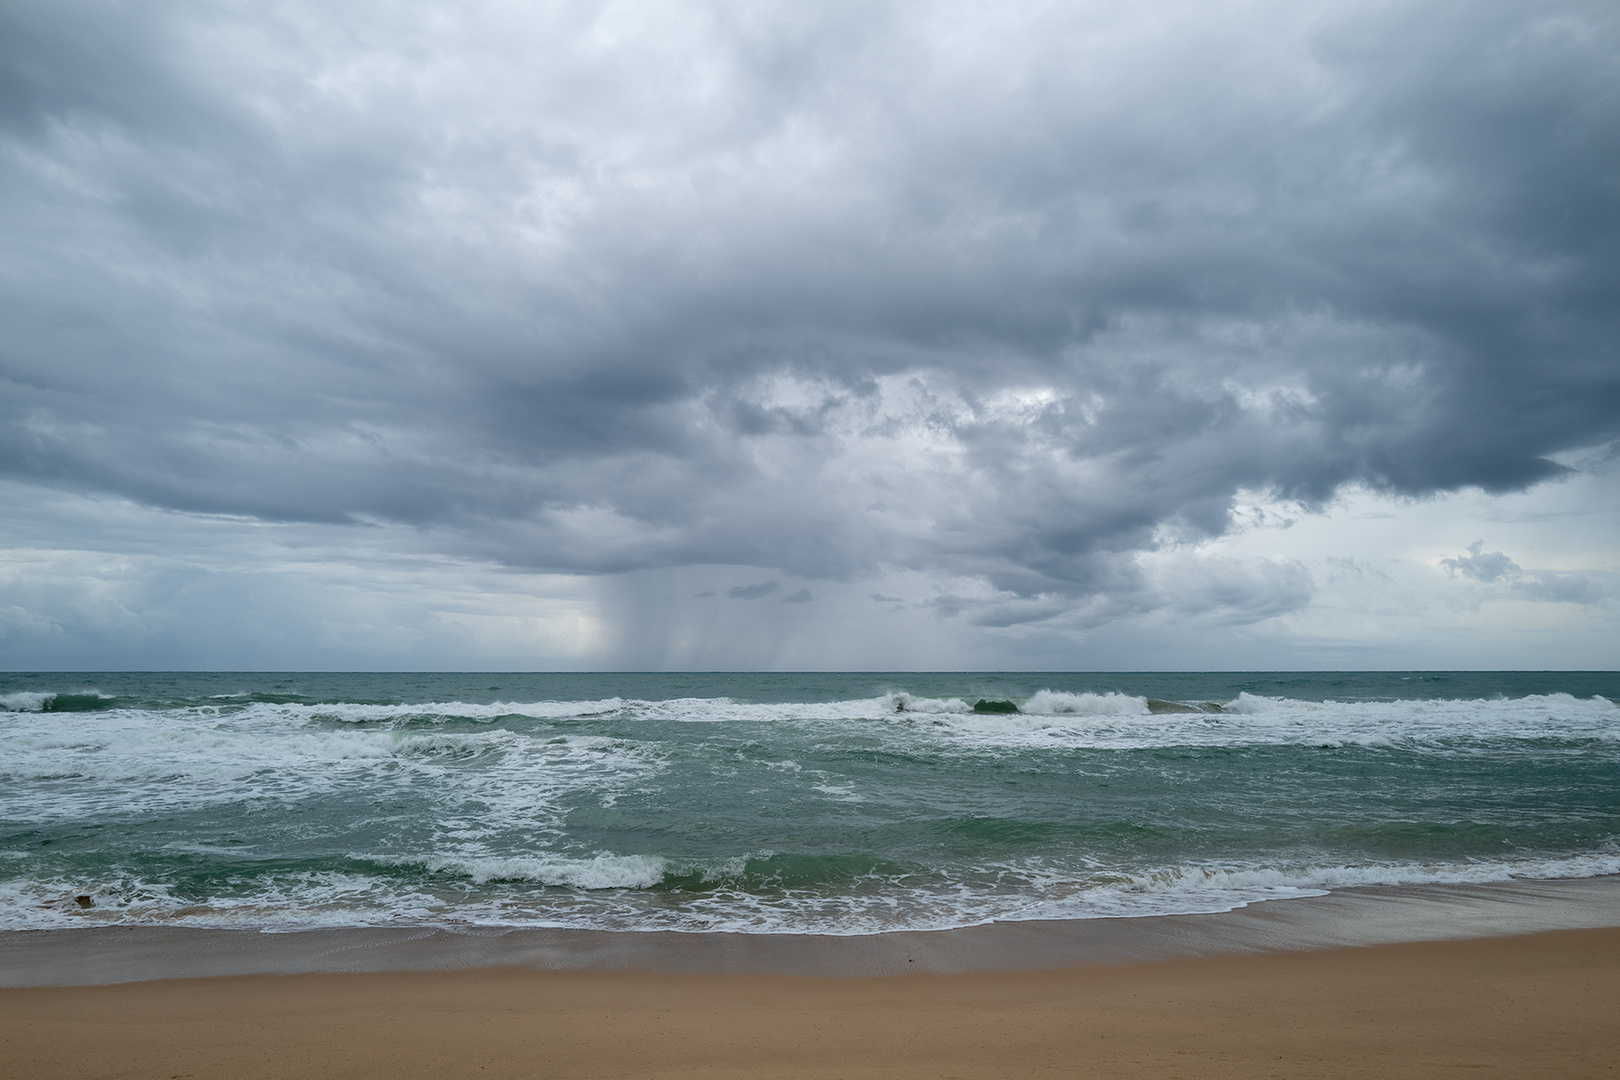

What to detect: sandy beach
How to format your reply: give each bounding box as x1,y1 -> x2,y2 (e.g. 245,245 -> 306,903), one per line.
2,925 -> 1616,1080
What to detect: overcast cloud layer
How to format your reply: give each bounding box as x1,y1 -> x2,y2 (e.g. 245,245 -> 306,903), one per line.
1,0 -> 1617,669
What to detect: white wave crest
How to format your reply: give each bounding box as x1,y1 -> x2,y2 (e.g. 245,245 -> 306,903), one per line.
896,691 -> 1620,752
295,697 -> 631,724
1223,691 -> 1618,716
421,853 -> 669,889
1021,691 -> 1150,716
1107,851 -> 1620,903
884,693 -> 973,714
0,692 -> 54,712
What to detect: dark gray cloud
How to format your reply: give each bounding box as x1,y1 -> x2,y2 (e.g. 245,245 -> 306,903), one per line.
2,0 -> 1617,635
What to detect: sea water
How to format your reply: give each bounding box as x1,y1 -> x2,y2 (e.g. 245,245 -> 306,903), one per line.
2,672 -> 1617,935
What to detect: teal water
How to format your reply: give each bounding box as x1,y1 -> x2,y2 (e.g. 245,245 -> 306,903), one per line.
3,672 -> 1618,934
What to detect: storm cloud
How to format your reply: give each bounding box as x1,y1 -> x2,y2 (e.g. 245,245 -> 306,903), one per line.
1,0 -> 1617,664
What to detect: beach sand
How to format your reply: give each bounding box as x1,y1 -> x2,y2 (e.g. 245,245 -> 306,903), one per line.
3,926 -> 1618,1080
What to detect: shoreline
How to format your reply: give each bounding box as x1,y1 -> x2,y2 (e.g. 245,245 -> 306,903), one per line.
5,873 -> 1620,987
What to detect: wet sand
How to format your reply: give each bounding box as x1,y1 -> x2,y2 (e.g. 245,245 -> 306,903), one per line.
3,926 -> 1619,1079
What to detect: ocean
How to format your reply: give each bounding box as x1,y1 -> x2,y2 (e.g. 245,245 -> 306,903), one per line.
3,672 -> 1617,936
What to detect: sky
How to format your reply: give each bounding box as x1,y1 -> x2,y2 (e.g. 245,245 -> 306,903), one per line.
1,0 -> 1617,671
